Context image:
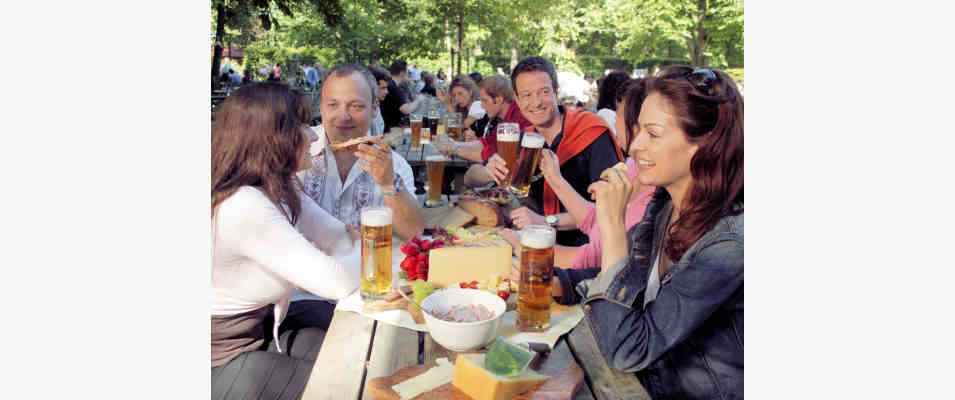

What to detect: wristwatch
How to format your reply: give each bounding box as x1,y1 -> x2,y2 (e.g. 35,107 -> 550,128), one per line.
545,214 -> 559,227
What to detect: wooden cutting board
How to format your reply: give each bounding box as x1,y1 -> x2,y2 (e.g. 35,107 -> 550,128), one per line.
365,347 -> 584,400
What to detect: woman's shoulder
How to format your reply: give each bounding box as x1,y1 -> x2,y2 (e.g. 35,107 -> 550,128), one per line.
216,187 -> 276,220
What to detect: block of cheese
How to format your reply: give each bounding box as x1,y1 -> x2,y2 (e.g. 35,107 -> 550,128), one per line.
427,243 -> 513,288
452,353 -> 548,400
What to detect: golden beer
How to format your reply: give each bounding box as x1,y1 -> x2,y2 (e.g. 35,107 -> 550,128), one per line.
517,225 -> 556,332
446,112 -> 462,140
425,155 -> 447,207
509,133 -> 545,197
410,115 -> 423,149
420,127 -> 431,144
360,206 -> 393,300
436,118 -> 447,137
496,123 -> 520,187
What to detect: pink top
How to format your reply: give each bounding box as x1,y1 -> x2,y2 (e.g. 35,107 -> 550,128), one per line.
569,157 -> 654,269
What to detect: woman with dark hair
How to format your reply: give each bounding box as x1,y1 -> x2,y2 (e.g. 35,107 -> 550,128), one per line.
595,70 -> 632,139
211,82 -> 360,399
438,74 -> 485,130
551,66 -> 744,399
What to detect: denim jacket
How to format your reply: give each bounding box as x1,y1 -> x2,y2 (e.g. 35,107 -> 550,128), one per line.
554,188 -> 743,400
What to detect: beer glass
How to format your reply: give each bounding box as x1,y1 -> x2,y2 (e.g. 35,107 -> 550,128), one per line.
436,115 -> 448,137
447,112 -> 462,140
425,155 -> 447,207
517,225 -> 556,332
496,123 -> 521,187
427,108 -> 441,134
410,114 -> 423,149
420,127 -> 431,145
509,133 -> 545,197
360,206 -> 394,300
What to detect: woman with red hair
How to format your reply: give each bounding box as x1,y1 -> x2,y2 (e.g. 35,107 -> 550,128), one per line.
552,65 -> 744,399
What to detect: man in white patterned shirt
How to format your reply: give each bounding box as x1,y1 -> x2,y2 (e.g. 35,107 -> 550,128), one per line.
289,64 -> 424,328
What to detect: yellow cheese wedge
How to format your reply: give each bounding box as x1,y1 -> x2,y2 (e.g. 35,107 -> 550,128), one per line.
451,353 -> 548,400
427,244 -> 513,288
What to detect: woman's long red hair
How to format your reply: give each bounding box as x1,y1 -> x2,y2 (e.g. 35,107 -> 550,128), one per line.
646,66 -> 744,261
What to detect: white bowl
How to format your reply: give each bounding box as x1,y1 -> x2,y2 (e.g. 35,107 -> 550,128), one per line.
420,288 -> 507,352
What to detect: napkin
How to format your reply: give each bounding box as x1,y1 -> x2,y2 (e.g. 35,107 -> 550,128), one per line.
391,358 -> 454,399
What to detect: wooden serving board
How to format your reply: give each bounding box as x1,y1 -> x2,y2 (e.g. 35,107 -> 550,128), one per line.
365,345 -> 584,400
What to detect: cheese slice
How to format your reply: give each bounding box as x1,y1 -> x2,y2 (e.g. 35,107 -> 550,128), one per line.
452,353 -> 548,400
427,244 -> 513,288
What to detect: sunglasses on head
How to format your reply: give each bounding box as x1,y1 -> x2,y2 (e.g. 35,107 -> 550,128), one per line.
685,68 -> 718,94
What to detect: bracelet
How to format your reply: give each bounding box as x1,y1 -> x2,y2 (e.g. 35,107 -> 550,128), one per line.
381,186 -> 397,197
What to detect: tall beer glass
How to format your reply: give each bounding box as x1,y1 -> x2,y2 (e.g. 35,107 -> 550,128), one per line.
410,114 -> 423,149
425,155 -> 447,207
517,225 -> 556,332
360,206 -> 393,300
427,108 -> 440,134
447,112 -> 462,140
420,127 -> 431,145
436,115 -> 448,137
496,123 -> 520,187
509,133 -> 545,197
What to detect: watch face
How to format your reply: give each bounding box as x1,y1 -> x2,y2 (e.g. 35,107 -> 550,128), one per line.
546,215 -> 558,225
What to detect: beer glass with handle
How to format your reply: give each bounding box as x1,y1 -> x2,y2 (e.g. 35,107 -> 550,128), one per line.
517,225 -> 555,332
360,206 -> 394,300
509,133 -> 545,197
425,154 -> 447,207
495,123 -> 521,187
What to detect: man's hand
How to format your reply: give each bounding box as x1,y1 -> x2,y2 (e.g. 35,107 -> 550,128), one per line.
510,207 -> 546,229
354,137 -> 395,188
486,153 -> 509,185
435,135 -> 457,157
464,128 -> 478,141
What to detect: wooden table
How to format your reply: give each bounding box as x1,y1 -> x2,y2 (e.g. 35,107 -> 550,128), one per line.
301,308 -> 650,400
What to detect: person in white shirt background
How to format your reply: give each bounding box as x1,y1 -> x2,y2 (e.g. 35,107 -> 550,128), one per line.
211,82 -> 361,398
594,70 -> 631,144
293,64 -> 425,327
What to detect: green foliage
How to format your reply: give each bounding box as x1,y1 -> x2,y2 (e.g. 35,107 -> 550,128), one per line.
213,0 -> 743,85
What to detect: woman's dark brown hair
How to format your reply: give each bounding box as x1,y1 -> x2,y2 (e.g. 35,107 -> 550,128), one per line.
643,65 -> 743,261
449,74 -> 478,113
212,82 -> 312,225
619,77 -> 648,150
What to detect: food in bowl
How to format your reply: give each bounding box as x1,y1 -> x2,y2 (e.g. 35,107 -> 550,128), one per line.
432,304 -> 495,323
421,288 -> 507,352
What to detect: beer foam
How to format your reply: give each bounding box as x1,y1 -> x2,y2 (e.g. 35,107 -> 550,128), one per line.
521,134 -> 545,148
497,132 -> 520,142
361,207 -> 392,227
520,226 -> 556,249
425,155 -> 447,162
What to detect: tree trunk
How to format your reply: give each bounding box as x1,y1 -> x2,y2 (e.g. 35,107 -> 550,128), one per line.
456,11 -> 463,76
445,19 -> 453,80
690,0 -> 709,66
510,46 -> 518,71
211,3 -> 227,90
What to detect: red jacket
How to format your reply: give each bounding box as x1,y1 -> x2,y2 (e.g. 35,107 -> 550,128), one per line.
542,110 -> 623,215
